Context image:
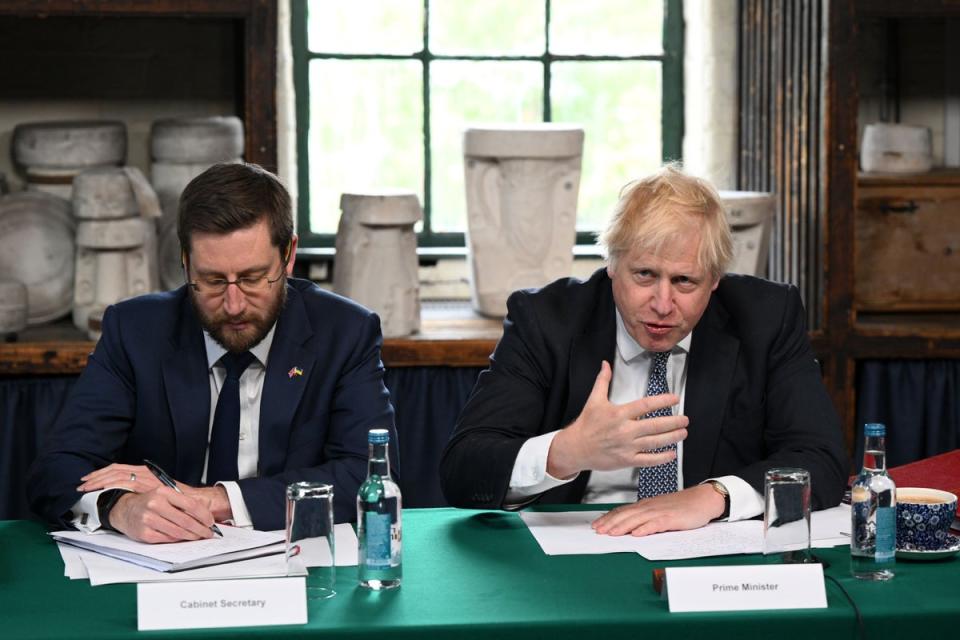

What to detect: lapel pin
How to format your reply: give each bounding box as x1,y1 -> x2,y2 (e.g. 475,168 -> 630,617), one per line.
288,366 -> 304,379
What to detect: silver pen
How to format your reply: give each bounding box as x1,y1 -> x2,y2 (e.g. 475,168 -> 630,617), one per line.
143,458 -> 223,537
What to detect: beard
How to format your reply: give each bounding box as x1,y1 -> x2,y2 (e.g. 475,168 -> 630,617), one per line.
191,279 -> 287,353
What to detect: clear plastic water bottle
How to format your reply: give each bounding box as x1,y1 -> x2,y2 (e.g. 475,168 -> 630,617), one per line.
357,428 -> 402,589
850,422 -> 896,580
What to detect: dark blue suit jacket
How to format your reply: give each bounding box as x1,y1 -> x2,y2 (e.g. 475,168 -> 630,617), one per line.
439,269 -> 846,511
28,278 -> 397,530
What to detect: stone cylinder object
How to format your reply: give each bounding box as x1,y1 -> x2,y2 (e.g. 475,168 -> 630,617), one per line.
463,125 -> 584,317
12,120 -> 127,201
718,190 -> 776,278
0,279 -> 28,336
0,192 -> 75,325
150,116 -> 244,290
861,123 -> 934,174
334,192 -> 422,337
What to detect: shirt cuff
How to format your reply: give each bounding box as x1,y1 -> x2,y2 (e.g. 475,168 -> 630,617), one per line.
71,488 -> 134,533
705,475 -> 764,521
505,431 -> 580,504
217,481 -> 253,528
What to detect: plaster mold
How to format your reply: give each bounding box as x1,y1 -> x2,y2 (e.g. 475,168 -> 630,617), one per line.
334,192 -> 422,337
463,125 -> 584,317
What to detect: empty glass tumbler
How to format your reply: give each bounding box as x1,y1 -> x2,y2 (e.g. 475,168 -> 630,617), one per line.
286,482 -> 336,599
763,468 -> 812,562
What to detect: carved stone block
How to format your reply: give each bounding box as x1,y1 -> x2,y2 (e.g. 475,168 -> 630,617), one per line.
463,125 -> 584,317
718,190 -> 775,277
334,192 -> 422,337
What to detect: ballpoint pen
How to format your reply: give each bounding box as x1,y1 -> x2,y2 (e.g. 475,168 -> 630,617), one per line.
143,458 -> 223,537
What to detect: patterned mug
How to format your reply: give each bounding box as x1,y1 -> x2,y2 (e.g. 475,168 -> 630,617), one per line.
895,487 -> 958,551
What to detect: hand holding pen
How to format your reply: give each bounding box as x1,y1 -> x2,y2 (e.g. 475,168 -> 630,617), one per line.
144,459 -> 224,537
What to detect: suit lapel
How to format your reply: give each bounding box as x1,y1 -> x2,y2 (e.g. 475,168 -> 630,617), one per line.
161,290 -> 212,485
682,298 -> 739,486
259,285 -> 316,473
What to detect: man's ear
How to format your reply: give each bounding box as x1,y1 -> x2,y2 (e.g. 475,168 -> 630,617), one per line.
284,235 -> 299,276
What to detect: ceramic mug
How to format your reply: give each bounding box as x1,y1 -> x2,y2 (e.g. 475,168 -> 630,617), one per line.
895,487 -> 958,551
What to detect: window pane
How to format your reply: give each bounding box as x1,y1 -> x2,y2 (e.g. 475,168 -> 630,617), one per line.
308,60 -> 423,234
307,0 -> 422,54
430,61 -> 543,232
550,0 -> 662,56
430,0 -> 544,56
551,61 -> 662,231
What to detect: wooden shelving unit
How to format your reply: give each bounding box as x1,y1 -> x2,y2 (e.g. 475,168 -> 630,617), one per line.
823,0 -> 960,452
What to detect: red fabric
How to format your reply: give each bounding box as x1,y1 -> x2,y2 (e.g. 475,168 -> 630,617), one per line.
887,449 -> 960,517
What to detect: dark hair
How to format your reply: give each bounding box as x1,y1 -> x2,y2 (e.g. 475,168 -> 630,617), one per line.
178,162 -> 293,260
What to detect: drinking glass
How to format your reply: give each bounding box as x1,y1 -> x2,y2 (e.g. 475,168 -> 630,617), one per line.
763,468 -> 811,562
286,482 -> 336,599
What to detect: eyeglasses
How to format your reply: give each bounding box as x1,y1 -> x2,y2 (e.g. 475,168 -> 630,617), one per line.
187,265 -> 286,297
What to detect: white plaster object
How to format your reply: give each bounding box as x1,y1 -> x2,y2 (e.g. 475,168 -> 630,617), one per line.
0,192 -> 75,325
463,125 -> 584,317
151,160 -> 218,219
150,116 -> 245,163
149,117 -> 244,290
12,120 -> 127,168
24,167 -> 82,200
718,190 -> 776,277
861,123 -> 934,173
0,279 -> 28,335
71,168 -> 161,336
334,191 -> 422,337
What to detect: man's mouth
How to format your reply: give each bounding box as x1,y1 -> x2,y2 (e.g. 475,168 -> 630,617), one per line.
642,322 -> 674,336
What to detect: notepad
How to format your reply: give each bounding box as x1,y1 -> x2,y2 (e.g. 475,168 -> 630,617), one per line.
51,525 -> 285,572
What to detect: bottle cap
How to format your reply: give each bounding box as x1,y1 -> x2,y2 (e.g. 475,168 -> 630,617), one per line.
368,428 -> 390,444
864,422 -> 885,436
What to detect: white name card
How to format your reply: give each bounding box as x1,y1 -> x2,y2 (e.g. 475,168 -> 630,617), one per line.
664,564 -> 827,613
137,577 -> 307,631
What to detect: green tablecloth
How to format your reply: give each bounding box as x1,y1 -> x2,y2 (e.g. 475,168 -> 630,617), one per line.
2,508 -> 958,639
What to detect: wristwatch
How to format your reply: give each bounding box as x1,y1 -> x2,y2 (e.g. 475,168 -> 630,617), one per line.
97,488 -> 128,533
706,480 -> 730,520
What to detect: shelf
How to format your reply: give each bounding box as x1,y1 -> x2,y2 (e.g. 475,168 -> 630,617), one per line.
0,302 -> 501,375
858,170 -> 960,188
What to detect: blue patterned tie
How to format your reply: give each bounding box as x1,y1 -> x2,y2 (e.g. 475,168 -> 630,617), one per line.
207,351 -> 255,484
636,351 -> 678,499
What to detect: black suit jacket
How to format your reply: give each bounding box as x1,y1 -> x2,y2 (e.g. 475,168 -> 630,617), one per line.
439,268 -> 846,510
28,278 -> 397,529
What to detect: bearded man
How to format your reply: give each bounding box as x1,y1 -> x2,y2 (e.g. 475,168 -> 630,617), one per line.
28,163 -> 396,541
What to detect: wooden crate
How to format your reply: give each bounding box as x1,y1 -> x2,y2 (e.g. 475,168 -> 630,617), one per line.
855,171 -> 960,311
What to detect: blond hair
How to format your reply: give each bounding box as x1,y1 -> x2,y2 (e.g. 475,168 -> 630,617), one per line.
597,164 -> 733,280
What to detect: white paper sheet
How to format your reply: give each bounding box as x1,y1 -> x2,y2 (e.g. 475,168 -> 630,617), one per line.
52,524 -> 285,571
520,504 -> 852,560
57,524 -> 359,585
57,542 -> 90,579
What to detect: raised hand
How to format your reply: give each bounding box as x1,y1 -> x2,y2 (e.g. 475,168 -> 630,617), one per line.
547,360 -> 688,479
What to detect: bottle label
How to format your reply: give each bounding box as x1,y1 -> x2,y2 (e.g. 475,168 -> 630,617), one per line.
364,512 -> 394,569
874,506 -> 896,562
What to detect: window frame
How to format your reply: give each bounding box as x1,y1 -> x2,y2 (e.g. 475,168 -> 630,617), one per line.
292,0 -> 683,248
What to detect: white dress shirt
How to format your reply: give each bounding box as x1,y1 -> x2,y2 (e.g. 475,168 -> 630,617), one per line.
71,324 -> 277,532
506,310 -> 764,521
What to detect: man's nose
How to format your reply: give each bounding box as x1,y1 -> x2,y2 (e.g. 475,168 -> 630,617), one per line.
222,282 -> 247,316
650,280 -> 674,315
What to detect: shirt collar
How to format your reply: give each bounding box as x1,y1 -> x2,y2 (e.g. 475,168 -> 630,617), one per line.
203,322 -> 277,371
614,309 -> 692,363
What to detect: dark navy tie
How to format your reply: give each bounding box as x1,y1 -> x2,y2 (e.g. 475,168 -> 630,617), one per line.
636,351 -> 678,499
207,351 -> 255,484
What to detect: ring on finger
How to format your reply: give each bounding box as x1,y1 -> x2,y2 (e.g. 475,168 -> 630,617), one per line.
130,472 -> 136,482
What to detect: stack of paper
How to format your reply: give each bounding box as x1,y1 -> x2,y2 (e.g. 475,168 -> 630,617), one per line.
55,524 -> 359,586
53,526 -> 285,572
520,504 -> 851,560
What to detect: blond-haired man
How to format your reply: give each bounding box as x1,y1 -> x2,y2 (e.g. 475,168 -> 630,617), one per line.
440,165 -> 845,536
